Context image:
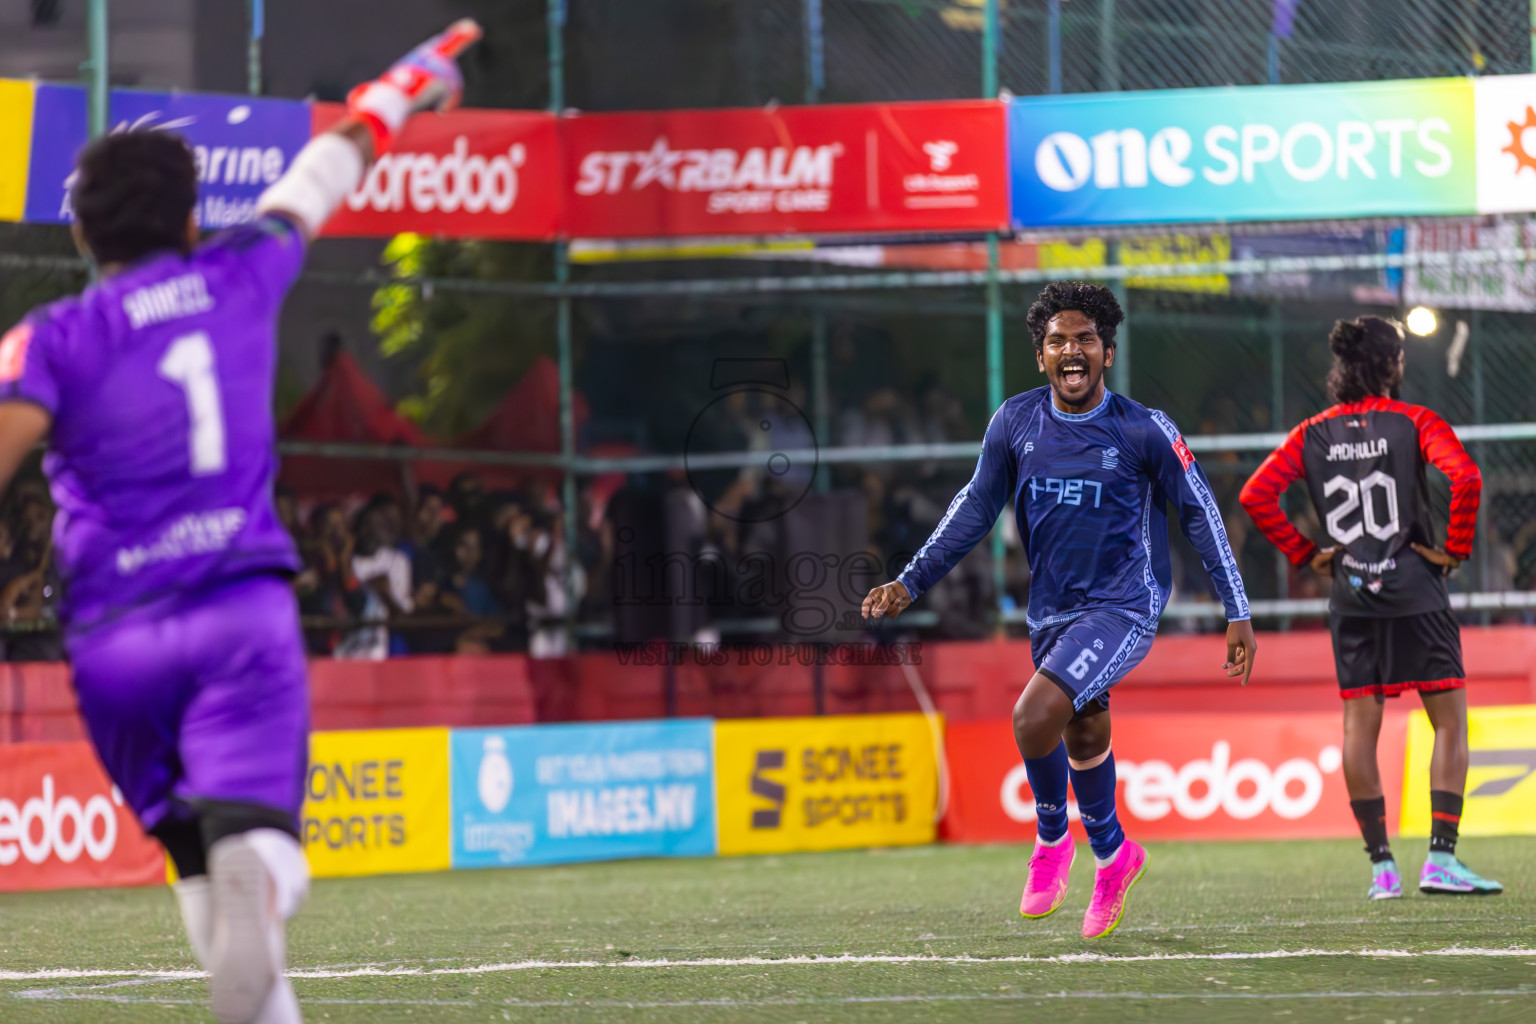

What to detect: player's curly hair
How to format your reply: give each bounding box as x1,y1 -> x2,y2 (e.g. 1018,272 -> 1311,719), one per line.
1327,315 -> 1404,403
73,131 -> 198,266
1025,281 -> 1124,353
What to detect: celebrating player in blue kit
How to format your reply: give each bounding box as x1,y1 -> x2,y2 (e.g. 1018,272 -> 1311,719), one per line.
0,22 -> 478,1024
863,281 -> 1257,939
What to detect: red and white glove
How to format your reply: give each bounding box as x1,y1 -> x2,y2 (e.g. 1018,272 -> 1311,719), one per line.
347,18 -> 482,156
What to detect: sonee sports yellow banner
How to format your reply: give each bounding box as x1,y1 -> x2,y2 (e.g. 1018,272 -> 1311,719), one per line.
1401,704 -> 1536,837
715,713 -> 939,855
303,728 -> 452,877
0,80 -> 35,222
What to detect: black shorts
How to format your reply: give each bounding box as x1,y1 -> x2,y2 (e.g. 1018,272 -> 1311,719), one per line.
1330,609 -> 1465,700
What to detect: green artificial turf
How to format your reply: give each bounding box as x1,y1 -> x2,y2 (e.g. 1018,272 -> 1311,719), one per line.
2,837 -> 1533,1023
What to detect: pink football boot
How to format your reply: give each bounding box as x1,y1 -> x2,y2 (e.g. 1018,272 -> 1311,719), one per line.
1082,839 -> 1149,939
1019,836 -> 1076,919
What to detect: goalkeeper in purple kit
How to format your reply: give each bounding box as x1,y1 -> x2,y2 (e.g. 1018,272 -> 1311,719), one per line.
0,23 -> 479,1024
863,282 -> 1257,939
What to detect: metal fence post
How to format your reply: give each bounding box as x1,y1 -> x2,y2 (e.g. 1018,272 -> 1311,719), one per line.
1048,0 -> 1062,94
812,313 -> 830,493
248,0 -> 264,96
983,0 -> 999,97
1109,276 -> 1130,397
549,0 -> 578,648
85,0 -> 109,138
1270,300 -> 1289,630
986,234 -> 1007,624
804,0 -> 825,104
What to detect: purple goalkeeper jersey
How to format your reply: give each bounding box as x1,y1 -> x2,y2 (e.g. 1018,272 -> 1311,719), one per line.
0,215 -> 307,631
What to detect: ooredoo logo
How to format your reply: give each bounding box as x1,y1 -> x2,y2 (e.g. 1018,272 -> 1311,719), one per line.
1000,741 -> 1342,824
0,775 -> 123,866
348,137 -> 527,215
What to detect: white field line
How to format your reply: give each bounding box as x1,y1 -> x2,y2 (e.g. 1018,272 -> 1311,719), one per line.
2,946 -> 1535,983
12,989 -> 1536,1009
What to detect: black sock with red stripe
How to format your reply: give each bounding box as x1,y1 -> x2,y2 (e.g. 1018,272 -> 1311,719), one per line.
1350,797 -> 1393,863
1429,790 -> 1462,854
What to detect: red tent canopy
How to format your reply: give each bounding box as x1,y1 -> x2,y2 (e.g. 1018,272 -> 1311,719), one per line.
279,350 -> 432,501
431,356 -> 591,490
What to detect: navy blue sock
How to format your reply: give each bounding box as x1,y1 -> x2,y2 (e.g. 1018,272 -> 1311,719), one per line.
1024,742 -> 1070,843
1070,750 -> 1125,862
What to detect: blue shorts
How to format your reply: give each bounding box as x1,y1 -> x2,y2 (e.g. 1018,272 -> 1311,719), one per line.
1030,609 -> 1156,717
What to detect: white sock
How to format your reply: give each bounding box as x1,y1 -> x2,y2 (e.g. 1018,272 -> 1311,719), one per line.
1037,833 -> 1070,848
253,975 -> 303,1024
174,876 -> 214,970
244,829 -> 310,921
1093,843 -> 1123,870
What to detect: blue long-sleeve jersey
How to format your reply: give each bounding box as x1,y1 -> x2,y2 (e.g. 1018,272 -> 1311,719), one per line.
898,387 -> 1250,628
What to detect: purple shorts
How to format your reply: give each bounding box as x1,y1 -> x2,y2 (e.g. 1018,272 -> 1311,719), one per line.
67,574 -> 309,833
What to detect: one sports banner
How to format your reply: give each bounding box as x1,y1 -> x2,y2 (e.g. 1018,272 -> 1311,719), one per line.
1009,78 -> 1476,226
562,101 -> 1009,239
0,742 -> 166,892
714,713 -> 939,855
1401,704 -> 1536,837
449,719 -> 716,868
303,728 -> 452,878
310,102 -> 561,240
24,85 -> 313,229
941,713 -> 1409,843
0,79 -> 35,222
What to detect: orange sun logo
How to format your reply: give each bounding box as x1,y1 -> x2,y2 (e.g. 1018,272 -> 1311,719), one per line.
1503,106 -> 1536,176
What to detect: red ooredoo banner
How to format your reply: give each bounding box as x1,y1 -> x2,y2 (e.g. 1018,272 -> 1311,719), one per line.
312,103 -> 562,241
941,713 -> 1409,844
561,101 -> 1009,238
0,742 -> 166,891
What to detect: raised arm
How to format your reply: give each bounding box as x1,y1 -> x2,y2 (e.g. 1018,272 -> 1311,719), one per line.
254,19 -> 481,240
863,406 -> 1016,619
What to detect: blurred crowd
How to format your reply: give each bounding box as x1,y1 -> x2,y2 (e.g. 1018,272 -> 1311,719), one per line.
282,474 -> 604,660
0,476 -> 63,662
3,375 -> 1535,662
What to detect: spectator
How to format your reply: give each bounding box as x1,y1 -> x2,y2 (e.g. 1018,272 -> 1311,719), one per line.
402,484 -> 448,614
275,484 -> 303,543
527,510 -> 584,659
433,524 -> 503,654
337,501 -> 414,660
295,504 -> 365,656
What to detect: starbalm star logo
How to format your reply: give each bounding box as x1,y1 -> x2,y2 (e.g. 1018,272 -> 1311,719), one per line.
1502,105 -> 1536,176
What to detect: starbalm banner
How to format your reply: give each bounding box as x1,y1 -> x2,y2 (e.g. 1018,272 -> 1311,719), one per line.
563,101 -> 1009,238
1009,78 -> 1476,226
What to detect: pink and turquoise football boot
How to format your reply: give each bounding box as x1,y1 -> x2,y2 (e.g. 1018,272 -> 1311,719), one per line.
1367,859 -> 1402,900
1419,852 -> 1503,895
1081,839 -> 1148,939
1020,836 -> 1075,919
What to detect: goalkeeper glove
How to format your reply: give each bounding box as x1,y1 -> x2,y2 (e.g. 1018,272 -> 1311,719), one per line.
347,18 -> 482,156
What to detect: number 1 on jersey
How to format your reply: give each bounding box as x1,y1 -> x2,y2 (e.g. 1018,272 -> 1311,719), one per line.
158,332 -> 227,476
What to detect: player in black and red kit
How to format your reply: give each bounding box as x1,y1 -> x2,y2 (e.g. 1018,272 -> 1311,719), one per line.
1241,316 -> 1502,901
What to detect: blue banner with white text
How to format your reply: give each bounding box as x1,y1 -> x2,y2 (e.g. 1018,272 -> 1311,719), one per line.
450,719 -> 717,869
24,85 -> 311,229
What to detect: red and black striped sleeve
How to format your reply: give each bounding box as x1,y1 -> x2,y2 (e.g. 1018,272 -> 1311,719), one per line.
1239,420 -> 1317,566
1405,403 -> 1482,560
